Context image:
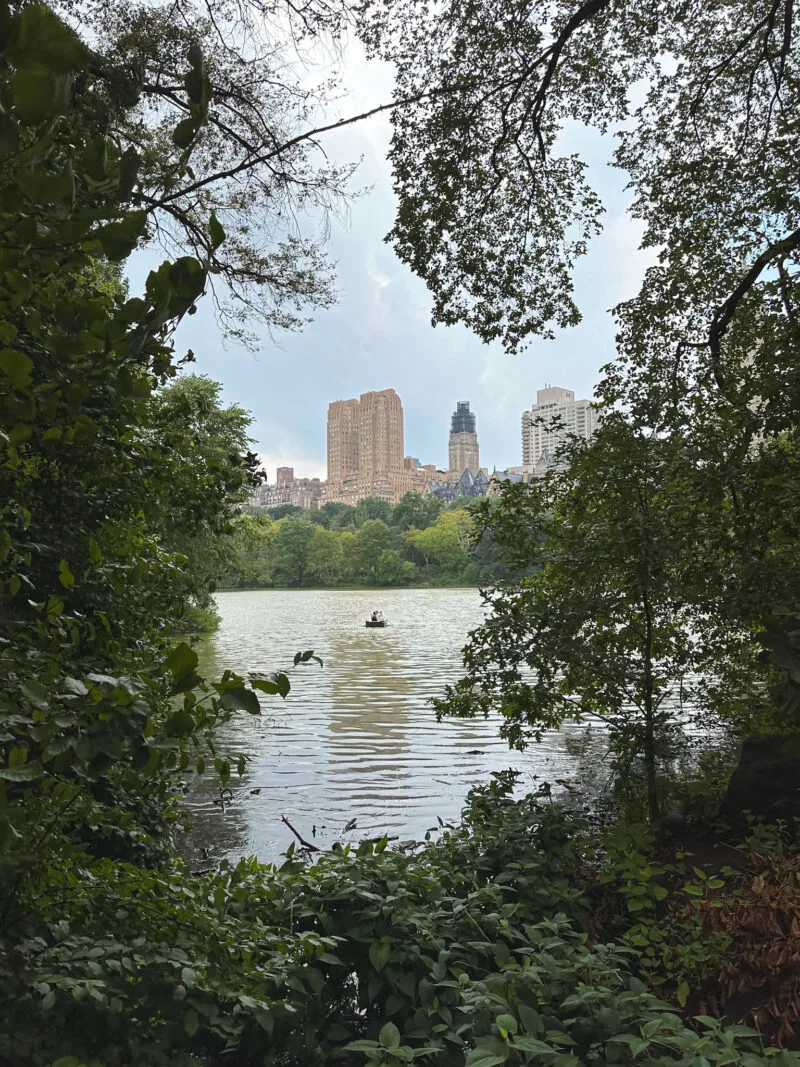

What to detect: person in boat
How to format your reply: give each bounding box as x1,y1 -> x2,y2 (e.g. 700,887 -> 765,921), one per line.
371,611 -> 379,622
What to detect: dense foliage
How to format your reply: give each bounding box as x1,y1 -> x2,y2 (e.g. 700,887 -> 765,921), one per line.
362,0 -> 799,364
7,767 -> 800,1067
435,416 -> 776,821
223,494 -> 516,589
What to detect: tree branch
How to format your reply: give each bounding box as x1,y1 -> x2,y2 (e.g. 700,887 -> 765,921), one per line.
709,226 -> 800,389
281,813 -> 320,851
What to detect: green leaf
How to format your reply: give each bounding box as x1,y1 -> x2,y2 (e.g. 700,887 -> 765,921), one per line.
172,118 -> 197,149
0,348 -> 33,389
379,1022 -> 401,1049
0,762 -> 44,781
90,211 -> 147,260
162,642 -> 199,681
58,559 -> 74,589
496,1014 -> 518,1036
510,1036 -> 555,1054
118,146 -> 140,199
693,1015 -> 722,1029
9,4 -> 86,73
465,1041 -> 509,1067
13,68 -> 71,124
220,687 -> 261,715
369,940 -> 391,972
518,1004 -> 544,1035
0,113 -> 20,158
209,211 -> 225,251
676,981 -> 690,1007
184,1009 -> 199,1036
251,678 -> 281,695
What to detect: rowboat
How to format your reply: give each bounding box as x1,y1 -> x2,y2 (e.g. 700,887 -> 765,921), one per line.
365,619 -> 386,628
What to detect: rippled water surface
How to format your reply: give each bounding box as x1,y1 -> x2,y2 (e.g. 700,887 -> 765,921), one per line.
181,589 -> 579,863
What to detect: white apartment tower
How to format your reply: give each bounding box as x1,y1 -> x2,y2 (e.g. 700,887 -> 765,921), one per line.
521,386 -> 600,469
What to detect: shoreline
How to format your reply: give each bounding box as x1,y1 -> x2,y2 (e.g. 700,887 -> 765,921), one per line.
214,583 -> 484,593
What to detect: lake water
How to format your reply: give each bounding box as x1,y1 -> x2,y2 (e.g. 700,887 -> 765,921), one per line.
180,588 -> 583,864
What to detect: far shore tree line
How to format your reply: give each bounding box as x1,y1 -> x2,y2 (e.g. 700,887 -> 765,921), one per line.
221,494 -> 515,589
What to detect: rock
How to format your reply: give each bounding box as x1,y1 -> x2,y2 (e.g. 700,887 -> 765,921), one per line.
720,735 -> 800,831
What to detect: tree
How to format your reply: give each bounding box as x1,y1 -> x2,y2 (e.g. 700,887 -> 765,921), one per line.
146,374 -> 260,627
391,491 -> 443,531
376,549 -> 416,586
404,510 -> 472,576
362,0 -> 800,382
273,516 -> 316,585
0,13 -> 308,1060
435,420 -> 765,821
307,526 -> 345,585
355,497 -> 393,527
45,0 -> 364,344
356,518 -> 391,581
338,529 -> 360,582
316,501 -> 357,531
263,504 -> 304,521
219,513 -> 277,588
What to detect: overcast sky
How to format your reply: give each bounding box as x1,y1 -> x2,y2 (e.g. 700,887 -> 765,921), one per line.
127,41 -> 654,480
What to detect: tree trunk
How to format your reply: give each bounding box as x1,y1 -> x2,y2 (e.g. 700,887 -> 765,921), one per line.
641,587 -> 660,823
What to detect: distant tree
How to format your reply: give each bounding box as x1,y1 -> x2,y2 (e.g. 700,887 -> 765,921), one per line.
391,491 -> 443,531
317,501 -> 357,531
355,498 -> 392,527
265,504 -> 303,522
219,514 -> 276,588
405,510 -> 472,575
339,530 -> 360,583
376,550 -> 416,586
273,517 -> 316,586
357,519 -> 391,581
307,526 -> 345,586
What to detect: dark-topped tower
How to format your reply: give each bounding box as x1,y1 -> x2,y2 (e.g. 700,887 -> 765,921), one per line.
448,400 -> 479,476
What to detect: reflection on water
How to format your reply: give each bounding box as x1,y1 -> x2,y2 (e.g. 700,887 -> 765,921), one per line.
179,588 -> 578,863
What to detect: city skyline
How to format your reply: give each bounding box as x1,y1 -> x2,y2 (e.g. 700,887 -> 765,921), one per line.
256,385 -> 599,492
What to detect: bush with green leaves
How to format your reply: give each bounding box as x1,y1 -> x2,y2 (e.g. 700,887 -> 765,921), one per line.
4,773 -> 798,1066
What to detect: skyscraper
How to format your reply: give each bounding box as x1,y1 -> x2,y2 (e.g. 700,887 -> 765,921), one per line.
327,398 -> 360,483
521,386 -> 599,470
327,389 -> 412,503
357,389 -> 404,474
448,400 -> 480,476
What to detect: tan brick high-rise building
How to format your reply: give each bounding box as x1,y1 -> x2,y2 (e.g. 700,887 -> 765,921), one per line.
327,389 -> 417,505
327,398 -> 360,483
358,389 -> 404,474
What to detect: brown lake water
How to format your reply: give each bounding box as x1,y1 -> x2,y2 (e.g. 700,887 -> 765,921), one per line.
179,588 -> 584,864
